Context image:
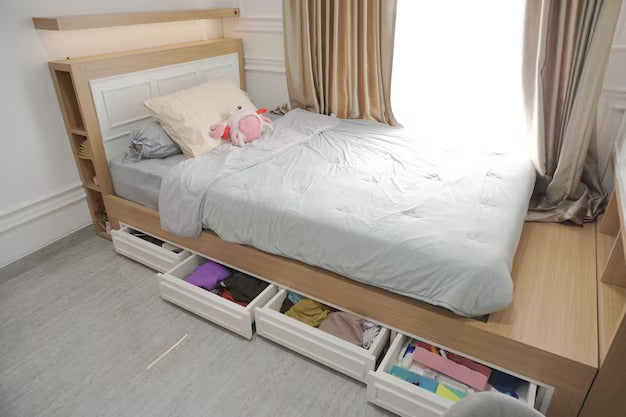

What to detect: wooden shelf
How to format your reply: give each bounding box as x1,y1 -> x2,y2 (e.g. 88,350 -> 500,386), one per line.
85,182 -> 101,192
69,127 -> 87,136
33,8 -> 239,31
597,215 -> 626,365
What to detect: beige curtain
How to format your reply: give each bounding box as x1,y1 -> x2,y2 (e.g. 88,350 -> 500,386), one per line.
524,0 -> 621,224
282,0 -> 398,125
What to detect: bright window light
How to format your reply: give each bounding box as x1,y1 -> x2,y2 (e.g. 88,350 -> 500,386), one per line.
392,0 -> 527,154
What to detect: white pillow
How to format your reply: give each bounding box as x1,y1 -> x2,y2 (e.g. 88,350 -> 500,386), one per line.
144,78 -> 255,157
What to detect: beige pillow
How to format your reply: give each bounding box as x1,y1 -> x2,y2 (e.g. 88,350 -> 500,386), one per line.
144,78 -> 256,157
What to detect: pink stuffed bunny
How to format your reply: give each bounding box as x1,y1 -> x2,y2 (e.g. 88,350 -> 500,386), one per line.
209,106 -> 272,147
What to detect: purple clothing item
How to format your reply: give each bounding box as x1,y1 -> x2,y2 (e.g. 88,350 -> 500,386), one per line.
185,261 -> 231,290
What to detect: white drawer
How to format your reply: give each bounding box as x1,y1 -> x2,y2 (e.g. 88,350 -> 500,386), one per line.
111,224 -> 190,272
255,288 -> 390,383
367,334 -> 538,417
158,255 -> 278,339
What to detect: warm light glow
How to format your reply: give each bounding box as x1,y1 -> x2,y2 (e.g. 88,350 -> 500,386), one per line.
392,0 -> 527,154
37,20 -> 221,61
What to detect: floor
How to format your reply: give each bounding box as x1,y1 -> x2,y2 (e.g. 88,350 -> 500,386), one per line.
0,228 -> 393,417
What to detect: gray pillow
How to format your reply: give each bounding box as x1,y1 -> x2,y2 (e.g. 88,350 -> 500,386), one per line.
123,121 -> 181,162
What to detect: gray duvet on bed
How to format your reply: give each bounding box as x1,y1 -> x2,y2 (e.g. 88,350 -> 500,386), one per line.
159,110 -> 535,316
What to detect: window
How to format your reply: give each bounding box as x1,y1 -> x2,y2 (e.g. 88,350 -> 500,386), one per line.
392,0 -> 527,152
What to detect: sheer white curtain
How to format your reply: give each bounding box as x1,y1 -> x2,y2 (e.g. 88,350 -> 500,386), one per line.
392,0 -> 527,153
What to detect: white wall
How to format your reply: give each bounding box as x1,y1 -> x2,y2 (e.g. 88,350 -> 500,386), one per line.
598,2 -> 626,192
223,0 -> 289,109
0,0 -> 235,267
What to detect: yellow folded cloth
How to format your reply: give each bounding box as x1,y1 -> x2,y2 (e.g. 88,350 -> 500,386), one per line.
285,298 -> 333,327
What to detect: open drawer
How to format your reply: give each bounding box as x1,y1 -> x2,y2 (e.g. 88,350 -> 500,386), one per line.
255,288 -> 390,383
158,254 -> 278,339
111,224 -> 190,272
367,334 -> 538,417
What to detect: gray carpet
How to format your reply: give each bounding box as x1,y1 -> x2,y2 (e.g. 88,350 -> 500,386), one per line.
0,228 -> 393,417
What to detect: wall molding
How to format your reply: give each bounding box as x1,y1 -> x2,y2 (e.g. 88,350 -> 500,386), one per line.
0,183 -> 86,233
603,86 -> 626,95
231,17 -> 283,33
244,56 -> 285,73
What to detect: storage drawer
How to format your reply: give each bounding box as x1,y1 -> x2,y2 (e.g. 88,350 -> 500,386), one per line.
255,289 -> 390,383
111,224 -> 190,272
158,255 -> 278,339
367,334 -> 537,417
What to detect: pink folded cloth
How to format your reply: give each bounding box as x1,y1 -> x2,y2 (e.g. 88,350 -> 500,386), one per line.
185,261 -> 231,290
319,312 -> 364,346
413,346 -> 491,391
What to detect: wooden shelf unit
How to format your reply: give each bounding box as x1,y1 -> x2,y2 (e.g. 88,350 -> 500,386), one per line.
580,179 -> 626,416
50,66 -> 110,240
33,8 -> 239,31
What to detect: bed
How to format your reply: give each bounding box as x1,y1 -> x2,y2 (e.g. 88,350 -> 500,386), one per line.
50,38 -> 613,417
109,110 -> 535,317
113,110 -> 534,317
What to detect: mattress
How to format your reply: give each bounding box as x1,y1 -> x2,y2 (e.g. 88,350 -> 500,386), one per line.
110,153 -> 186,210
159,109 -> 536,316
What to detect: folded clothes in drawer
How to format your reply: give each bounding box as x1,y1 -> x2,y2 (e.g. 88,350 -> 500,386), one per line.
412,341 -> 491,391
367,334 -> 538,417
280,291 -> 384,349
255,289 -> 390,382
158,254 -> 277,339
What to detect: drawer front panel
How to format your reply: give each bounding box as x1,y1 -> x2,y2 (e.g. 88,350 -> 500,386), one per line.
158,255 -> 278,339
159,274 -> 252,338
367,334 -> 538,417
112,226 -> 188,272
255,289 -> 389,383
367,373 -> 448,417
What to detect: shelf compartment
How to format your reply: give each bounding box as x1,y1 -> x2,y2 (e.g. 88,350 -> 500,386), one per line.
69,127 -> 87,136
76,139 -> 93,160
52,70 -> 84,132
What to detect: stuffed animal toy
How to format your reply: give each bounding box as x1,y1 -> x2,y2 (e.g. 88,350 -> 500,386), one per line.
209,106 -> 272,147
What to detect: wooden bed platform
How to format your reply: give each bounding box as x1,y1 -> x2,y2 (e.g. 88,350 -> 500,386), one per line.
47,38 -> 626,416
105,194 -> 598,417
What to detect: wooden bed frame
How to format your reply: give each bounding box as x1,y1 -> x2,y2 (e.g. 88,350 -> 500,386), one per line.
49,38 -> 626,417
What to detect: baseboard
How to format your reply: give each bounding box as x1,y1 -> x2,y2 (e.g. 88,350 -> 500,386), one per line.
0,183 -> 86,233
0,183 -> 92,267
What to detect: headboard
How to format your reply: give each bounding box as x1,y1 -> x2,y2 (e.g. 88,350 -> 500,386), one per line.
48,38 -> 244,237
90,52 -> 241,160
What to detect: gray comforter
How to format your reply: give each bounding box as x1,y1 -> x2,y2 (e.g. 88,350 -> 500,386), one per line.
160,110 -> 535,316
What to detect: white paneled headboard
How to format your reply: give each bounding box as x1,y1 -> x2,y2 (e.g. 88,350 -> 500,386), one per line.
89,53 -> 240,160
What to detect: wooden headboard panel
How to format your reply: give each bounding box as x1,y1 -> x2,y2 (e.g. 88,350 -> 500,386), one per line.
49,38 -> 244,197
90,52 -> 242,161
